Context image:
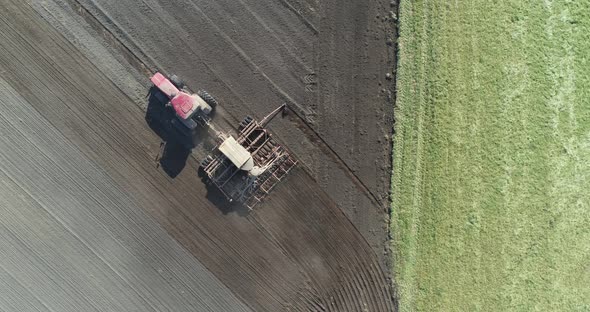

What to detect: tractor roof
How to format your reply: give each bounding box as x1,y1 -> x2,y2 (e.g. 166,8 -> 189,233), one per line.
170,92 -> 198,119
150,72 -> 179,97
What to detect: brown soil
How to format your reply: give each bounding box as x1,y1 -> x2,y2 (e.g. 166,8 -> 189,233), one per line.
0,0 -> 398,310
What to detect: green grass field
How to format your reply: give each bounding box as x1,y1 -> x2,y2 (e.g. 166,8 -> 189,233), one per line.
391,1 -> 590,311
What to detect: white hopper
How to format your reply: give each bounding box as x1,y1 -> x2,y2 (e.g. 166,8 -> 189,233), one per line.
218,136 -> 254,171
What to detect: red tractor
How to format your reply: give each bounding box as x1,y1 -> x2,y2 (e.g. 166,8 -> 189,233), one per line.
150,72 -> 217,131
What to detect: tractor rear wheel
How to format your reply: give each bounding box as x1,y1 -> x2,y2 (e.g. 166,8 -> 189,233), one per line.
197,90 -> 218,108
169,74 -> 184,89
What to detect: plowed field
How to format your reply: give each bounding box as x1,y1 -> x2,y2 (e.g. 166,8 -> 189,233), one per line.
0,0 -> 397,311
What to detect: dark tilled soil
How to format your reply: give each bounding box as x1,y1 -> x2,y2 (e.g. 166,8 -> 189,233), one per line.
66,0 -> 396,267
0,0 -> 398,310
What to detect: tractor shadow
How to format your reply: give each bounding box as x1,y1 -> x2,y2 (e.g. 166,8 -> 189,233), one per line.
146,86 -> 202,178
197,168 -> 251,216
157,142 -> 190,178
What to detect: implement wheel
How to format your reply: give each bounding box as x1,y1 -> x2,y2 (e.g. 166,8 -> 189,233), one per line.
238,116 -> 253,131
200,155 -> 214,169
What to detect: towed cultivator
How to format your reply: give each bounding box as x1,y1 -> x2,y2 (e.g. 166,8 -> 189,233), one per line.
200,104 -> 297,209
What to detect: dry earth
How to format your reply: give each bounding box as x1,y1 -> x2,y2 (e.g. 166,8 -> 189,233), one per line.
0,0 -> 397,310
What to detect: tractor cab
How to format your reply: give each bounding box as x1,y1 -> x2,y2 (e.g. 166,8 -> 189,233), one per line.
170,92 -> 211,119
150,72 -> 215,126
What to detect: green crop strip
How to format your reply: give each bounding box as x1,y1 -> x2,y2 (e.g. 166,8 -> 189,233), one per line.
391,1 -> 590,311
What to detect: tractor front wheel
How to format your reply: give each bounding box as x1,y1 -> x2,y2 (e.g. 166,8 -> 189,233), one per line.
169,74 -> 184,89
197,90 -> 218,109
